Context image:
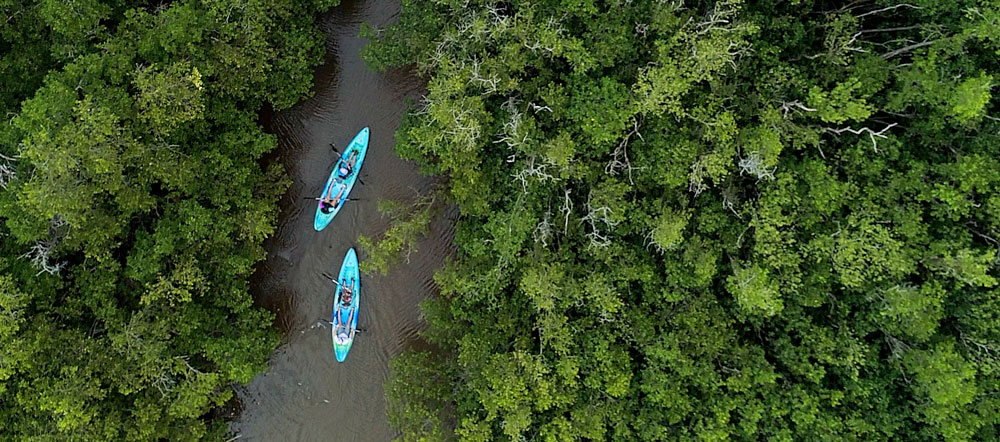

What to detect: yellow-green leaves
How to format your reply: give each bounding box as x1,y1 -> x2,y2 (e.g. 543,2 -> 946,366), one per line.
542,131 -> 577,178
877,283 -> 945,342
142,256 -> 207,306
134,62 -> 205,137
0,275 -> 26,387
16,93 -> 154,258
928,249 -> 998,288
807,78 -> 873,124
949,74 -> 993,124
634,1 -> 754,118
905,343 -> 979,442
38,0 -> 112,61
649,208 -> 689,252
359,197 -> 436,276
727,262 -> 783,317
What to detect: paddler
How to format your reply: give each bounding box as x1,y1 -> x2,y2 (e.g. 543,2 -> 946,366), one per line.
340,277 -> 355,306
337,150 -> 359,179
333,278 -> 356,323
320,184 -> 346,214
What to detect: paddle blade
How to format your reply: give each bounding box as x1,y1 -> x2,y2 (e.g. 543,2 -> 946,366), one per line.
321,272 -> 338,284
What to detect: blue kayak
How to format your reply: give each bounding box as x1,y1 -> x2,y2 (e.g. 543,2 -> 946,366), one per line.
332,248 -> 360,362
314,127 -> 370,231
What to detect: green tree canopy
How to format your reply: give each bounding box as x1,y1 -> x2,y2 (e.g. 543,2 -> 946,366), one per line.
367,0 -> 1000,440
0,0 -> 336,439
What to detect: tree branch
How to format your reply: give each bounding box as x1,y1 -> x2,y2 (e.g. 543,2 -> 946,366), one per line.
882,39 -> 939,59
824,123 -> 898,152
858,3 -> 922,18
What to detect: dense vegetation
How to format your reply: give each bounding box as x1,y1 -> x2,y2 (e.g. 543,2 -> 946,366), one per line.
365,0 -> 1000,440
0,0 -> 334,439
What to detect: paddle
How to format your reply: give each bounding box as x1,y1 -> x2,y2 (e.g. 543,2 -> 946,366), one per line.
302,317 -> 366,337
321,273 -> 361,288
314,320 -> 367,333
329,142 -> 340,155
302,197 -> 365,202
321,272 -> 340,285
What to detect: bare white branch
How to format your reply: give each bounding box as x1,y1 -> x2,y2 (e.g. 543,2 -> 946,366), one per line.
523,15 -> 565,54
824,123 -> 898,152
21,215 -> 68,276
857,25 -> 923,34
524,40 -> 556,54
468,58 -> 500,94
175,355 -> 205,375
533,209 -> 553,247
689,160 -> 708,197
443,107 -> 482,148
722,186 -> 741,217
22,239 -> 65,276
634,22 -> 649,37
528,103 -> 552,113
512,156 -> 555,194
884,333 -> 911,360
605,118 -> 645,185
694,1 -> 737,36
858,3 -> 922,18
738,151 -> 775,181
561,188 -> 572,235
493,97 -> 528,149
412,95 -> 432,116
779,100 -> 817,118
0,153 -> 16,189
882,39 -> 939,60
580,191 -> 620,249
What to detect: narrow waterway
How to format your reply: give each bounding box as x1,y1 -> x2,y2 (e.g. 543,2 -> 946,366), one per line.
230,0 -> 455,439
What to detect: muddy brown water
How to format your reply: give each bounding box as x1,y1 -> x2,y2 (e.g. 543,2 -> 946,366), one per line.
229,0 -> 455,440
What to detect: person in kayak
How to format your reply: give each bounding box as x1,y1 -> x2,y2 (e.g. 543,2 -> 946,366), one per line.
320,184 -> 346,214
333,283 -> 356,344
335,309 -> 355,344
340,277 -> 355,306
336,307 -> 354,334
332,278 -> 356,324
337,150 -> 359,179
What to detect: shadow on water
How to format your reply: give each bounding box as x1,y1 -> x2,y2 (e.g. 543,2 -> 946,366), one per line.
232,0 -> 455,439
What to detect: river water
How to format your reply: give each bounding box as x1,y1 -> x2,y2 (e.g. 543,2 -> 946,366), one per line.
229,0 -> 454,439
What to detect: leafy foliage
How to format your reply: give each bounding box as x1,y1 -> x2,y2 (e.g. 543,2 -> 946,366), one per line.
0,0 -> 336,439
367,0 -> 1000,440
360,196 -> 438,276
